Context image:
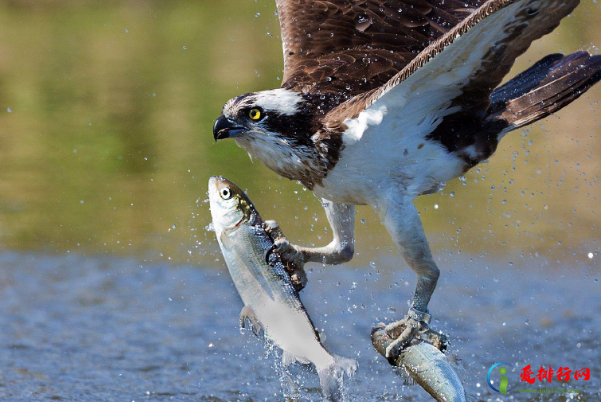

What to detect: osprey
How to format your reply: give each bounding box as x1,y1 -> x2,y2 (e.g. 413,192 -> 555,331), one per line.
213,0 -> 601,359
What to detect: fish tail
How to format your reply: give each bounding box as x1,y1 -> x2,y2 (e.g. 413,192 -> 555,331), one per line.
317,355 -> 358,401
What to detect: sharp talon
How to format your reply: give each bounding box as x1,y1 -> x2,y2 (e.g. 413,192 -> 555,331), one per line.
371,325 -> 385,337
385,339 -> 401,358
263,223 -> 308,293
289,268 -> 307,292
273,238 -> 304,267
377,310 -> 448,364
385,344 -> 394,359
263,220 -> 279,230
264,220 -> 285,242
384,318 -> 408,339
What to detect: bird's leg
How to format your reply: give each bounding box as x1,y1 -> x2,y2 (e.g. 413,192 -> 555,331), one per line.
264,201 -> 355,290
376,195 -> 447,361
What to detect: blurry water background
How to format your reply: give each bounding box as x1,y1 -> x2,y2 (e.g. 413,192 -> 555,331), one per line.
0,0 -> 599,401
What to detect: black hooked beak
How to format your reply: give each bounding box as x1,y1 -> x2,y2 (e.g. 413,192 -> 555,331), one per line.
213,115 -> 246,141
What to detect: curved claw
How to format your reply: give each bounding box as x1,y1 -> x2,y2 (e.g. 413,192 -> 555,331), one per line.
263,220 -> 308,292
385,317 -> 423,359
273,238 -> 304,266
371,325 -> 465,402
264,220 -> 304,264
263,220 -> 284,240
383,309 -> 448,361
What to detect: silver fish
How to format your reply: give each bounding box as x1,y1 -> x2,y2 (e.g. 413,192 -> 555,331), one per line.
208,176 -> 357,401
372,325 -> 467,402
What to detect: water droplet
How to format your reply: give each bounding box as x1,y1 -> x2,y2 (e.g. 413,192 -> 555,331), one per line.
356,14 -> 372,32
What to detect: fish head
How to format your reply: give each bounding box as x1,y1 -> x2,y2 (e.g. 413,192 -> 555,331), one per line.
208,176 -> 262,234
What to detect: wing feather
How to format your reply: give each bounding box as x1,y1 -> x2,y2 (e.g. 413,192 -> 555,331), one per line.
324,0 -> 579,137
275,0 -> 485,100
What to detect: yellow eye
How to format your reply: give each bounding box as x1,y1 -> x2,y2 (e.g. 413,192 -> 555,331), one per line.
249,108 -> 262,120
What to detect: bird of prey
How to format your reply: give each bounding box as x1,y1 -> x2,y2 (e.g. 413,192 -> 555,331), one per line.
213,0 -> 601,360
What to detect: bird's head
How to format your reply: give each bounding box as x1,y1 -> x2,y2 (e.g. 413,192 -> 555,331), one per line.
213,88 -> 316,146
213,88 -> 339,186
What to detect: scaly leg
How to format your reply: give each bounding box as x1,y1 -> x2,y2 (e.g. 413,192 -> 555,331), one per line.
376,194 -> 446,360
264,200 -> 355,290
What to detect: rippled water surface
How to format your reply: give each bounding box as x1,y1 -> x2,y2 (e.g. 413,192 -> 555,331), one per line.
1,252 -> 599,401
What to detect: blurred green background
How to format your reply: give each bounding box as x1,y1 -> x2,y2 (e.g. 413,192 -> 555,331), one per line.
0,0 -> 599,269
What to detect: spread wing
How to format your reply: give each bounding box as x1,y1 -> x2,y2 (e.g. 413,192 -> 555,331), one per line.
325,0 -> 581,157
276,0 -> 487,99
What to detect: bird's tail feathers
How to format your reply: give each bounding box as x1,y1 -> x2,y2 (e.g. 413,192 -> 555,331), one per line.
316,355 -> 358,401
485,51 -> 601,137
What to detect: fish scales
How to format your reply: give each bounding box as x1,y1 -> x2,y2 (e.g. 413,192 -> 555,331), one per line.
208,176 -> 357,401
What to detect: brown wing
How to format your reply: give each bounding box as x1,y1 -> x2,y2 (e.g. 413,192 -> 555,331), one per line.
324,0 -> 581,147
277,0 -> 486,98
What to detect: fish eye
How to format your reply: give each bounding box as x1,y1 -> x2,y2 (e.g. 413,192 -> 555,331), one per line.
249,108 -> 263,121
220,187 -> 232,200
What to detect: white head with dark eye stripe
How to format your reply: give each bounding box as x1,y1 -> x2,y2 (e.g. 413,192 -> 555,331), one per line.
212,88 -> 345,187
214,88 -> 308,140
213,88 -> 322,173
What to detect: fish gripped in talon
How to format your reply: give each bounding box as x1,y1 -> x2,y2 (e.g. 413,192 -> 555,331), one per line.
208,176 -> 357,401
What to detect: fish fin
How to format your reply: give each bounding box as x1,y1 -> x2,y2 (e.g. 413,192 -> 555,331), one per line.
281,351 -> 311,367
317,355 -> 358,401
279,369 -> 300,400
395,366 -> 417,386
445,353 -> 463,368
239,306 -> 263,338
